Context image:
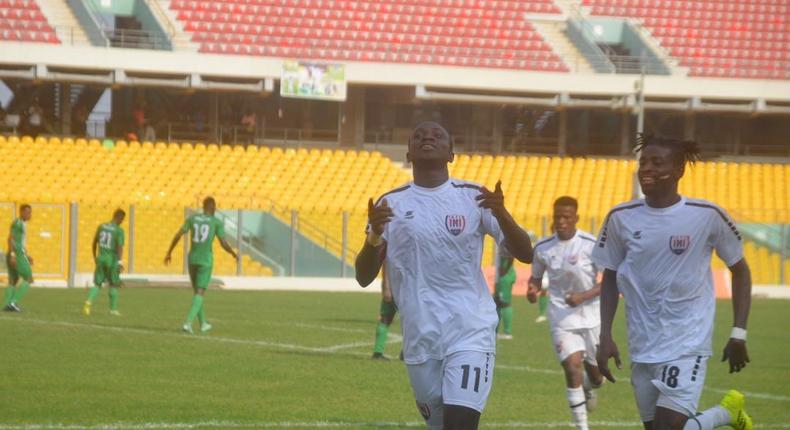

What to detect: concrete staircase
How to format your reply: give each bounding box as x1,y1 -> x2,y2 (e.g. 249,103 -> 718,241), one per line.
156,0 -> 199,51
36,0 -> 90,46
532,20 -> 596,74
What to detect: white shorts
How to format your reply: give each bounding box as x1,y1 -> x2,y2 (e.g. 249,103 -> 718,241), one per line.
406,350 -> 496,430
551,325 -> 600,366
631,355 -> 709,422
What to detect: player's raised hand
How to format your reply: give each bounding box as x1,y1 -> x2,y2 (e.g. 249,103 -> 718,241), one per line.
367,198 -> 394,237
597,335 -> 622,383
565,292 -> 584,307
722,339 -> 750,373
475,180 -> 506,217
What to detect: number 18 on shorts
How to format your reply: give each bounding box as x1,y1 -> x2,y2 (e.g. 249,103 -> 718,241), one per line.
631,355 -> 709,422
407,351 -> 496,430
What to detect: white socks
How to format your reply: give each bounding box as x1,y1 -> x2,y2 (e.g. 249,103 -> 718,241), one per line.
683,406 -> 731,429
567,386 -> 588,430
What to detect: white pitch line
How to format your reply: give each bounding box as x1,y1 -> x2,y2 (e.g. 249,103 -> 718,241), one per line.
2,316 -> 787,404
1,421 -> 789,430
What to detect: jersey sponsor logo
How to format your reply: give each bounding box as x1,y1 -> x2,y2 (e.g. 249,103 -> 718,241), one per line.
416,401 -> 431,420
405,210 -> 415,219
445,215 -> 466,236
669,235 -> 691,255
633,230 -> 642,239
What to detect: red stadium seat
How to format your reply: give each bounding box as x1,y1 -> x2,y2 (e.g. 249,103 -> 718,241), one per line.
167,0 -> 569,72
583,0 -> 789,79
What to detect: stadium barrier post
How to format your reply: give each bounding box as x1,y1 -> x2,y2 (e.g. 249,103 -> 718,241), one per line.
290,210 -> 297,277
183,207 -> 189,275
68,203 -> 78,288
236,209 -> 243,276
341,211 -> 349,278
781,224 -> 787,285
128,205 -> 135,273
541,216 -> 548,238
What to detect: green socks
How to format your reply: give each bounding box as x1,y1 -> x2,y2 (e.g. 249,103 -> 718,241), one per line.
3,286 -> 16,306
538,294 -> 548,316
86,286 -> 100,303
501,306 -> 513,335
108,287 -> 119,311
186,295 -> 204,324
373,322 -> 389,354
197,304 -> 206,325
11,281 -> 29,304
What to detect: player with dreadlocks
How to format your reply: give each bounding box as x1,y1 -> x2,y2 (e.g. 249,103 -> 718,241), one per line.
593,134 -> 753,430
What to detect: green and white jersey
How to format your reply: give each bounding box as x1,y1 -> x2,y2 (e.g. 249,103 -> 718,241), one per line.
181,213 -> 225,267
95,222 -> 125,260
9,218 -> 26,255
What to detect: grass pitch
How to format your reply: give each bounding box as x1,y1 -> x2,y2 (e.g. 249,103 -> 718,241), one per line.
1,287 -> 788,429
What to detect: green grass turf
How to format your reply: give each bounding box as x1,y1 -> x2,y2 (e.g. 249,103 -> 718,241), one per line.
1,287 -> 788,429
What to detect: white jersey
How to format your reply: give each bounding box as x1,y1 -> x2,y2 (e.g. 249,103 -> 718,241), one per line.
375,179 -> 507,365
591,197 -> 743,363
531,230 -> 600,330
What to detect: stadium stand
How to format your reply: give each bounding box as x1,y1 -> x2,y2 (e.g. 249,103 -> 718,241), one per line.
583,0 -> 790,79
0,134 -> 785,283
168,0 -> 569,71
0,0 -> 59,43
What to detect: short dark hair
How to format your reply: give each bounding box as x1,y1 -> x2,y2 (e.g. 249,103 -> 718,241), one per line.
553,196 -> 578,211
634,133 -> 702,168
203,197 -> 216,208
113,208 -> 126,219
20,204 -> 31,212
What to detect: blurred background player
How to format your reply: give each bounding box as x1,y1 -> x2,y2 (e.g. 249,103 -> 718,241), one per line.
4,204 -> 33,312
371,262 -> 397,360
594,135 -> 753,430
493,249 -> 516,340
165,197 -> 238,334
355,121 -> 533,430
83,209 -> 126,316
528,196 -> 603,430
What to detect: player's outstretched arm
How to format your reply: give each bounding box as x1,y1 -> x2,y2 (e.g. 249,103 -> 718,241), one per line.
476,181 -> 533,263
597,269 -> 622,382
163,231 -> 183,265
566,283 -> 602,307
355,198 -> 393,287
218,237 -> 238,261
722,258 -> 751,373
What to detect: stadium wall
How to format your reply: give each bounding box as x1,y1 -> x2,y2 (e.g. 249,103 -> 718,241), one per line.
2,42 -> 790,103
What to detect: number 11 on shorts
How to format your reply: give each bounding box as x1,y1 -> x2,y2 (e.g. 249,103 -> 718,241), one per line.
461,364 -> 481,392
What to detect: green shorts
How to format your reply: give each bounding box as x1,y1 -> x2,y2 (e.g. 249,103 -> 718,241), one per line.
94,257 -> 121,287
189,264 -> 213,290
494,268 -> 516,305
379,298 -> 397,318
6,253 -> 32,284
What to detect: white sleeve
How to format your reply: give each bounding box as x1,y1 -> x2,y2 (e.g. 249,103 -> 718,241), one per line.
711,207 -> 743,267
531,251 -> 546,280
481,207 -> 507,249
591,212 -> 626,271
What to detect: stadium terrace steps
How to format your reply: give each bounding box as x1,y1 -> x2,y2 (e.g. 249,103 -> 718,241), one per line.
35,0 -> 88,45
0,0 -> 60,43
582,0 -> 790,79
0,134 -> 786,282
531,20 -> 595,74
157,0 -> 201,51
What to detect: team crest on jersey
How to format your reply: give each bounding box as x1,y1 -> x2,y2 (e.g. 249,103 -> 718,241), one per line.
445,215 -> 466,236
416,401 -> 431,420
669,235 -> 691,255
567,254 -> 579,265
